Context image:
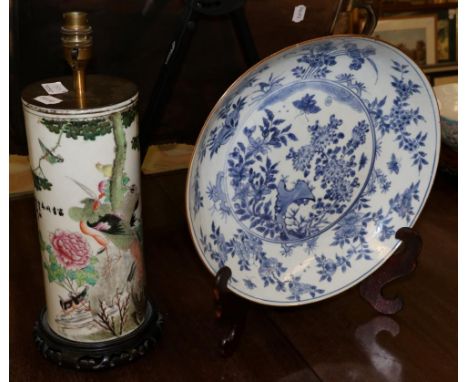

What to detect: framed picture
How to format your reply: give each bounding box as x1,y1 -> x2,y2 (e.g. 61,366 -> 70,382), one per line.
437,12 -> 451,61
437,9 -> 457,62
454,9 -> 458,62
372,15 -> 437,67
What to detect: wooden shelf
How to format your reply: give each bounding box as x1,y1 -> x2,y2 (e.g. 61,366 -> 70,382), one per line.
422,63 -> 457,74
382,1 -> 457,13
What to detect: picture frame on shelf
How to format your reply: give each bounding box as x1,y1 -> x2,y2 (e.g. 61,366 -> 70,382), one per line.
454,9 -> 458,62
437,9 -> 457,62
372,15 -> 437,67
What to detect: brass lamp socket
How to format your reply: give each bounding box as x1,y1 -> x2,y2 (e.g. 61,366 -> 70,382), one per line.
61,12 -> 93,102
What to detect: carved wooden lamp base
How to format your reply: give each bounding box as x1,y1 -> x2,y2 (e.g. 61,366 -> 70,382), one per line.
33,301 -> 163,370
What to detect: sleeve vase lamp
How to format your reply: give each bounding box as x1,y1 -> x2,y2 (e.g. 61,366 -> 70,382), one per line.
21,12 -> 162,370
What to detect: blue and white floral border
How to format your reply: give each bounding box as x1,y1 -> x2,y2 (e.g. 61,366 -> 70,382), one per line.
186,36 -> 440,306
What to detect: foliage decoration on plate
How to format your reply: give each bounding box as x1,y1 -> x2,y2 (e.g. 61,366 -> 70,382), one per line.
188,36 -> 439,306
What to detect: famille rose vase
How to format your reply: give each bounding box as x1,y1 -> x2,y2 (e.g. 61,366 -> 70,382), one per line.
22,76 -> 149,344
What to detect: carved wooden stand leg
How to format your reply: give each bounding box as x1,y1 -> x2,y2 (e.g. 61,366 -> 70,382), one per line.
359,227 -> 422,315
214,267 -> 249,357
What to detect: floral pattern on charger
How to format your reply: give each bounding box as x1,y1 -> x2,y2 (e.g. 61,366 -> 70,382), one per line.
188,37 -> 439,305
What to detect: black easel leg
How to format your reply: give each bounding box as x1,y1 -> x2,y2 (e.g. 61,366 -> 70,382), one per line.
214,266 -> 249,357
139,1 -> 259,160
360,227 -> 422,315
140,0 -> 199,159
230,7 -> 259,66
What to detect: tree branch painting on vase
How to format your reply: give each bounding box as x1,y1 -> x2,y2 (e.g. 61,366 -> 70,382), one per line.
37,104 -> 146,341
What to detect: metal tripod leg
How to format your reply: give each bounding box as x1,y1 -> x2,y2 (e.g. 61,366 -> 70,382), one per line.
230,6 -> 259,67
139,0 -> 259,160
140,0 -> 199,157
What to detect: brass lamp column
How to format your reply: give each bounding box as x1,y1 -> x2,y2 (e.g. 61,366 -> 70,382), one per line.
61,12 -> 92,107
21,12 -> 162,370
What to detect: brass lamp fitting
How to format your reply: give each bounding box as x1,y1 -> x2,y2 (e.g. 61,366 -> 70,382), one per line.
61,12 -> 92,104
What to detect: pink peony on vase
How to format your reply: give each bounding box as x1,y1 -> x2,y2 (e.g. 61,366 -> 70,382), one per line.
50,230 -> 91,269
19,13 -> 159,360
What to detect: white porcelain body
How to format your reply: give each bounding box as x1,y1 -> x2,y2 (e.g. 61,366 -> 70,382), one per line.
22,92 -> 147,342
187,36 -> 440,306
433,83 -> 457,151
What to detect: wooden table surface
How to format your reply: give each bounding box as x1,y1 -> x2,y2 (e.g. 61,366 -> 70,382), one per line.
10,170 -> 457,381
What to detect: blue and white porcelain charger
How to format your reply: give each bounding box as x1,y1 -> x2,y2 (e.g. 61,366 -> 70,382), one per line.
186,36 -> 440,306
